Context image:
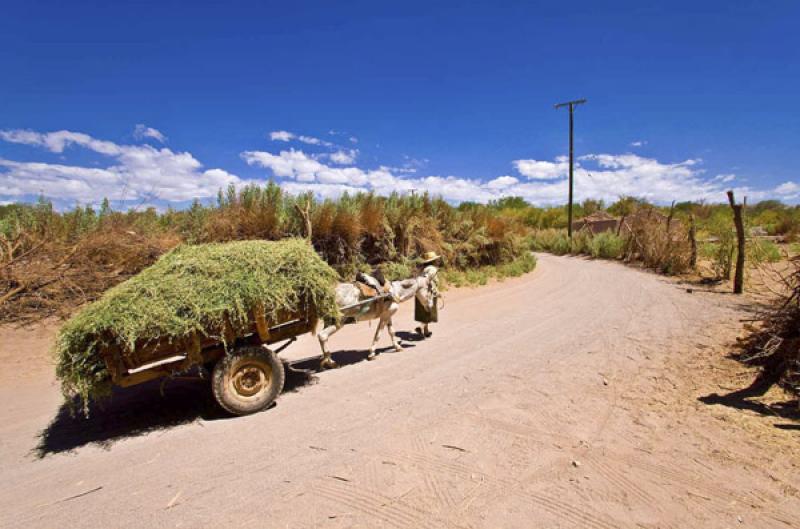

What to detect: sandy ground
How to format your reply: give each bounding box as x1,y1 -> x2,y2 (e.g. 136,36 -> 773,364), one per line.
1,253 -> 798,529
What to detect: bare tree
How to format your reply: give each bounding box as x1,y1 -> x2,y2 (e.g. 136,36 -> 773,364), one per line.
294,194 -> 313,240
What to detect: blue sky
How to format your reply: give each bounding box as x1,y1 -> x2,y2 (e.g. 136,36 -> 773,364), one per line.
1,1 -> 798,208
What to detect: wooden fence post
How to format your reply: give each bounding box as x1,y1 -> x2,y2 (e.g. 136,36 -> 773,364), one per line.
689,213 -> 697,270
726,190 -> 745,294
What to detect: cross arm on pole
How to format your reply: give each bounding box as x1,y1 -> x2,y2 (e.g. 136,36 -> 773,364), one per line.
554,98 -> 587,109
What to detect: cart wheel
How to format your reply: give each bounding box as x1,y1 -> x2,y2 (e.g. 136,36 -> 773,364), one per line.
212,346 -> 285,416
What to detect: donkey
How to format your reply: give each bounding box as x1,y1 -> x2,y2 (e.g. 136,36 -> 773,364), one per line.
318,274 -> 434,369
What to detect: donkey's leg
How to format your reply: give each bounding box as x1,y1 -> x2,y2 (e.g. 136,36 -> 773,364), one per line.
318,323 -> 342,369
387,318 -> 403,352
367,317 -> 386,360
384,303 -> 402,351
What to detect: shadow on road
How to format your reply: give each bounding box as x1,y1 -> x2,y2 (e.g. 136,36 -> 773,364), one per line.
395,330 -> 426,342
34,345 -> 409,458
698,374 -> 800,425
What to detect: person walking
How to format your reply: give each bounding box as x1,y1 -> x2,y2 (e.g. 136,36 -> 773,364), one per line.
415,251 -> 441,338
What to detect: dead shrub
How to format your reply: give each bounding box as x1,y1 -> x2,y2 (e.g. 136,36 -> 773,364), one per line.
1,228 -> 178,322
622,207 -> 692,274
737,257 -> 800,398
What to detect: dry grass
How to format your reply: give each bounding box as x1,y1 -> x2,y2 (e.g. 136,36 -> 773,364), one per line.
0,187 -> 533,322
737,257 -> 800,398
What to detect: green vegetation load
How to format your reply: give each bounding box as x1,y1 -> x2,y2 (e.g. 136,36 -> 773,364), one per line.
55,238 -> 340,403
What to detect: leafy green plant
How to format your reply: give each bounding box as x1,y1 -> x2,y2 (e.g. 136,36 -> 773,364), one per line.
748,239 -> 782,264
589,232 -> 625,259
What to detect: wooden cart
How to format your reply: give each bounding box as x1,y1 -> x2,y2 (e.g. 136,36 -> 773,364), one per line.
99,305 -> 316,416
98,294 -> 390,416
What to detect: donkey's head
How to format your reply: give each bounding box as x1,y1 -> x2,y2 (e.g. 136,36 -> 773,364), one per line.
389,271 -> 434,307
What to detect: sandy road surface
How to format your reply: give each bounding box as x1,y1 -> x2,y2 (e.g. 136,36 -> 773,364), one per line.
1,254 -> 798,528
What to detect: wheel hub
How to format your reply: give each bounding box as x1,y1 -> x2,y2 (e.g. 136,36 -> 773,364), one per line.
231,363 -> 270,397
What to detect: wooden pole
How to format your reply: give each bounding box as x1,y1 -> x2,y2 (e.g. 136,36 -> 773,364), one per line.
666,200 -> 676,234
727,190 -> 745,294
554,98 -> 586,238
689,213 -> 697,270
568,104 -> 574,238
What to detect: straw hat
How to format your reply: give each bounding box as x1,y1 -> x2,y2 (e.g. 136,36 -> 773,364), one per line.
419,251 -> 441,264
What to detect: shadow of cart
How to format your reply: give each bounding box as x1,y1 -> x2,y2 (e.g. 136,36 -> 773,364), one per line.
33,345 -> 406,458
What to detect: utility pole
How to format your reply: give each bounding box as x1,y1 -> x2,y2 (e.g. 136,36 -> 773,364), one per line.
554,98 -> 587,238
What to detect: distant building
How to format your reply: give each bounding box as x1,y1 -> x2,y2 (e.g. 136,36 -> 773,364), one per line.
573,208 -> 685,239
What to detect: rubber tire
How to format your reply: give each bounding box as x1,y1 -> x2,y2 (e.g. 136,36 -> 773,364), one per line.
212,346 -> 285,416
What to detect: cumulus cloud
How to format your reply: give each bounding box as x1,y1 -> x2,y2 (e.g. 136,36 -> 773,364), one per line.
133,124 -> 167,143
244,147 -> 795,206
486,176 -> 519,189
3,127 -> 798,208
775,181 -> 800,199
513,156 -> 569,180
0,128 -> 240,203
329,149 -> 358,165
269,130 -> 295,142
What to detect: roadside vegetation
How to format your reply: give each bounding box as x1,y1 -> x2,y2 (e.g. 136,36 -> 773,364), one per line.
0,185 -> 532,322
4,188 -> 800,324
525,196 -> 798,277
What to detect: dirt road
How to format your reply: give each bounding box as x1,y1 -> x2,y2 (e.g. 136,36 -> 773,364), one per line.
1,254 -> 798,528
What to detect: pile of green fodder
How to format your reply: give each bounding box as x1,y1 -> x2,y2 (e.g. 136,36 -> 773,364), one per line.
55,238 -> 340,407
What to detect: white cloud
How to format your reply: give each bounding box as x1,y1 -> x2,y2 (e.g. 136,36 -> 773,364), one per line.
270,130 -> 296,142
133,124 -> 166,143
630,140 -> 647,147
775,181 -> 800,199
713,173 -> 736,183
3,127 -> 797,207
0,128 -> 240,203
243,148 -> 776,206
298,135 -> 334,147
329,149 -> 358,165
297,135 -> 321,145
0,129 -> 121,155
269,130 -> 334,147
349,136 -> 358,144
513,157 -> 568,180
486,176 -> 519,189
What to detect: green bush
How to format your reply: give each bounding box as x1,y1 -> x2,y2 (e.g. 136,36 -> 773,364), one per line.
589,232 -> 625,259
529,229 -> 571,255
748,239 -> 783,264
440,253 -> 536,288
382,260 -> 413,281
570,231 -> 592,254
531,229 -> 623,260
